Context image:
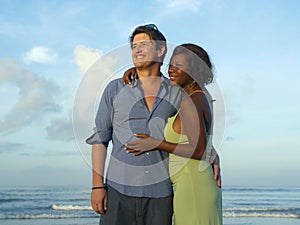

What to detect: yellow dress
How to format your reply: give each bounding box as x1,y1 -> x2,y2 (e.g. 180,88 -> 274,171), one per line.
165,115 -> 223,225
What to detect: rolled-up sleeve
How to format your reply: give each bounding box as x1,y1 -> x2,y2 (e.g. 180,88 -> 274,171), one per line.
86,81 -> 114,146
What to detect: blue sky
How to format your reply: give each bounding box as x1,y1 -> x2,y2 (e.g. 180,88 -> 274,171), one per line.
0,0 -> 299,187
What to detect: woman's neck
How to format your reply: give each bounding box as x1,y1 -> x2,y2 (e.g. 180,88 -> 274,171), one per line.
183,83 -> 203,96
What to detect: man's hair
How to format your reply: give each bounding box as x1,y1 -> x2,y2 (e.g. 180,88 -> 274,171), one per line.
129,24 -> 167,64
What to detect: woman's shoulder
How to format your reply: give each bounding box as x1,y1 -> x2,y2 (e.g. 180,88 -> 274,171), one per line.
183,90 -> 210,111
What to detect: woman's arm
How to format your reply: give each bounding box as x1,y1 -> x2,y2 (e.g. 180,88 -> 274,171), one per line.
125,93 -> 211,160
177,93 -> 208,159
125,133 -> 201,159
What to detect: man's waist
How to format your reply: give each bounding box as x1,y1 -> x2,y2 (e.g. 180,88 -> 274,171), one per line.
106,179 -> 173,198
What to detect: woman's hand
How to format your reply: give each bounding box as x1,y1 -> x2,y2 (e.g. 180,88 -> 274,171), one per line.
122,67 -> 136,85
125,134 -> 161,156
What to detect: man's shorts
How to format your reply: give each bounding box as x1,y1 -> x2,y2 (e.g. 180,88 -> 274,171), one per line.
100,185 -> 173,225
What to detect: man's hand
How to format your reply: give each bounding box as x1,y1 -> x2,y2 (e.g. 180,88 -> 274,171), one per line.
210,147 -> 222,188
91,189 -> 108,214
211,158 -> 222,188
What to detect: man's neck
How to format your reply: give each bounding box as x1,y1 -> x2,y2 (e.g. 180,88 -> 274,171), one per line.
136,64 -> 162,112
137,68 -> 161,90
136,63 -> 161,78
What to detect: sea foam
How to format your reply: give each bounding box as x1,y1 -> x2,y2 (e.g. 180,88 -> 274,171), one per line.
51,204 -> 93,211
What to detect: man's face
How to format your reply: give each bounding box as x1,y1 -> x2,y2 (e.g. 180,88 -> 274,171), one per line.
131,33 -> 158,68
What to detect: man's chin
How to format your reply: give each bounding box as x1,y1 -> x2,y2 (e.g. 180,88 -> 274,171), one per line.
133,61 -> 148,68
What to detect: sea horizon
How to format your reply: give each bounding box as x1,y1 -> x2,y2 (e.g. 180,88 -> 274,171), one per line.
0,184 -> 299,225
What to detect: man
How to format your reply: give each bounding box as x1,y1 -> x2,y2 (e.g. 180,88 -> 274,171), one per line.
86,24 -> 184,225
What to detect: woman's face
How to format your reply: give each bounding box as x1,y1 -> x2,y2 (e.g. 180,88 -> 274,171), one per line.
168,53 -> 193,87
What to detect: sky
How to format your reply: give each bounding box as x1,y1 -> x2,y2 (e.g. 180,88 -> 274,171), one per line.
0,0 -> 299,188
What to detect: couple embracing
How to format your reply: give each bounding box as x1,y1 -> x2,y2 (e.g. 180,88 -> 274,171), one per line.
87,24 -> 223,225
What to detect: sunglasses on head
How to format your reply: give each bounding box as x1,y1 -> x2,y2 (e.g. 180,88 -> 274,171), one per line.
144,24 -> 159,31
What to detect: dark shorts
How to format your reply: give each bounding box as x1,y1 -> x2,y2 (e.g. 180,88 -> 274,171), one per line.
100,185 -> 173,225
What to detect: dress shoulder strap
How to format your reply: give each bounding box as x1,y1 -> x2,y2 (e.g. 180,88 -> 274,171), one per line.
188,90 -> 204,96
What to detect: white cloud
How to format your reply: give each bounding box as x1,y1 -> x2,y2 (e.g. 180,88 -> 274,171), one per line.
73,44 -> 121,146
0,58 -> 20,83
46,117 -> 74,141
24,46 -> 58,64
74,45 -> 102,74
0,59 -> 61,134
72,44 -> 131,159
73,45 -> 117,138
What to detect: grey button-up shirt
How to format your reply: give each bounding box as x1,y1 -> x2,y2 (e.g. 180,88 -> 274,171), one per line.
86,75 -> 184,198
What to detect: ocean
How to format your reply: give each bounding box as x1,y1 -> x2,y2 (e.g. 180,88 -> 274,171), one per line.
0,185 -> 299,225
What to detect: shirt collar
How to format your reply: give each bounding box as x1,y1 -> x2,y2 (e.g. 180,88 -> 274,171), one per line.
132,72 -> 170,89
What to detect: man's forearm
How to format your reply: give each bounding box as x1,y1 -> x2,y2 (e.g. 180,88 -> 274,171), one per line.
92,144 -> 107,186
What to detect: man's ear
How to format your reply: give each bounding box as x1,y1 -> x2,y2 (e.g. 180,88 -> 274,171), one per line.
157,45 -> 166,57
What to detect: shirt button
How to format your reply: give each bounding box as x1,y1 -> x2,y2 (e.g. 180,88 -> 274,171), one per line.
146,153 -> 150,156
145,170 -> 149,174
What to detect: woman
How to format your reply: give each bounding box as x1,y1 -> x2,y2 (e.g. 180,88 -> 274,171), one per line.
124,43 -> 222,225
